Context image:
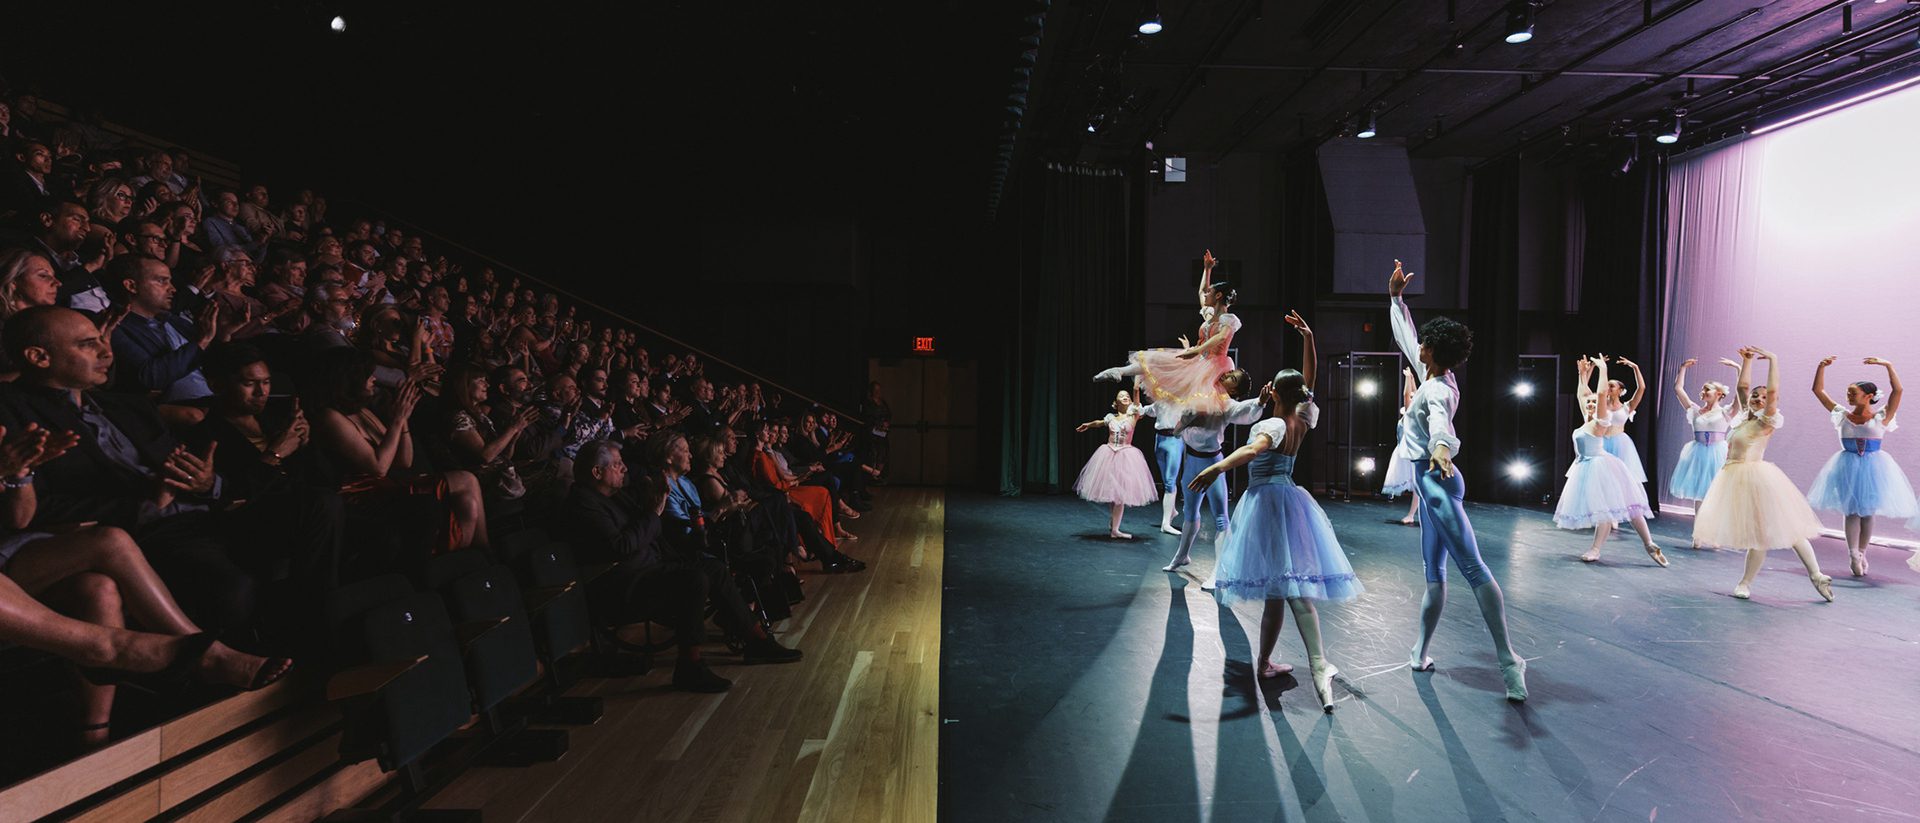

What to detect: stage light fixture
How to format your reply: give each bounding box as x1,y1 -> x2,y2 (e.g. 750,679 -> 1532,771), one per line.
1655,111 -> 1683,144
1356,457 -> 1377,476
330,15 -> 347,32
1356,110 -> 1378,139
1505,460 -> 1534,481
1511,381 -> 1535,399
1503,1 -> 1536,44
1356,378 -> 1380,399
1138,2 -> 1164,35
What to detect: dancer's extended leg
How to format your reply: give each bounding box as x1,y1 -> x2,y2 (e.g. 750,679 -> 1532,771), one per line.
1094,361 -> 1143,382
1733,548 -> 1766,599
1290,599 -> 1336,711
1789,539 -> 1834,601
1415,465 -> 1526,700
1582,521 -> 1611,562
1256,601 -> 1291,678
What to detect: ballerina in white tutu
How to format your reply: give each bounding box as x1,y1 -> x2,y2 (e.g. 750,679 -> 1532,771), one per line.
1095,249 -> 1242,418
1381,367 -> 1420,526
1579,352 -> 1651,488
1808,355 -> 1916,577
1559,356 -> 1666,566
1073,389 -> 1161,539
1668,357 -> 1736,508
1190,310 -> 1361,712
1693,347 -> 1833,602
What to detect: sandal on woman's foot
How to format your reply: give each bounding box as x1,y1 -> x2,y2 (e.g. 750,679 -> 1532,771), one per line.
248,657 -> 293,690
83,633 -> 217,693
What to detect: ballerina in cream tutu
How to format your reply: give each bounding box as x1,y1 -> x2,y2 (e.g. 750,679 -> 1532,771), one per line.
1808,355 -> 1916,577
1693,346 -> 1834,602
1073,389 -> 1160,539
1095,249 -> 1241,417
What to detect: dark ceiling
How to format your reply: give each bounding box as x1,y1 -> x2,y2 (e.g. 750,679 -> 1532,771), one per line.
1018,0 -> 1920,168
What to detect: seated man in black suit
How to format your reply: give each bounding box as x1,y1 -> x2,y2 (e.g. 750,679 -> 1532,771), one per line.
556,439 -> 799,693
0,306 -> 338,639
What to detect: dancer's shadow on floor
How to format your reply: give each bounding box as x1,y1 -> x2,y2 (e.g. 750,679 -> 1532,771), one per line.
1106,577 -> 1204,823
1414,674 -> 1510,820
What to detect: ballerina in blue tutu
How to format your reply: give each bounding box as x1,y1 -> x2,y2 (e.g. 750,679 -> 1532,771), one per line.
1190,310 -> 1361,712
1808,356 -> 1917,577
1559,357 -> 1666,566
1668,357 -> 1736,508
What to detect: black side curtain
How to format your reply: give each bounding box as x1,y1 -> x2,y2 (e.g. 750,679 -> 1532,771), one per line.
996,164 -> 1140,495
1462,159 -> 1524,489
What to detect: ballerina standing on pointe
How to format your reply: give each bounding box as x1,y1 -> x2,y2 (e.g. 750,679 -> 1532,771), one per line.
1096,249 -> 1241,417
1192,310 -> 1363,712
1558,356 -> 1667,566
1381,367 -> 1420,526
1693,347 -> 1833,602
1807,355 -> 1917,577
1668,357 -> 1736,510
1072,388 -> 1162,539
1387,260 -> 1528,702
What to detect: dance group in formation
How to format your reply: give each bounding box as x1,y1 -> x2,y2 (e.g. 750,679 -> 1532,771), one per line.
1069,253 -> 1919,712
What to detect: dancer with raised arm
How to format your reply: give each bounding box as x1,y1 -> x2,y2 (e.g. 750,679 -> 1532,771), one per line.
1559,356 -> 1666,566
1387,260 -> 1527,702
1380,367 -> 1420,525
1693,348 -> 1833,601
1159,369 -> 1264,574
1192,310 -> 1361,712
1095,250 -> 1241,417
1580,353 -> 1651,488
1808,356 -> 1917,577
1669,357 -> 1735,505
1072,389 -> 1160,539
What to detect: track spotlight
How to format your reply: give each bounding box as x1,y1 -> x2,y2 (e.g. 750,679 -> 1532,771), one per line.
1356,457 -> 1377,476
1504,1 -> 1536,44
1511,381 -> 1535,399
330,15 -> 347,32
1356,379 -> 1380,399
1505,460 -> 1534,481
1138,3 -> 1164,35
1356,110 -> 1378,139
1655,111 -> 1683,144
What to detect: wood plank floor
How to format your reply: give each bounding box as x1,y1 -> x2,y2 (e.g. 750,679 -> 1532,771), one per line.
425,488 -> 943,823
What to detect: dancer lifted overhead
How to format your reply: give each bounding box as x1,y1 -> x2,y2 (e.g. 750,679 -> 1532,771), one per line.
1192,310 -> 1362,712
1693,347 -> 1833,602
1096,249 -> 1241,417
1808,355 -> 1916,577
1387,260 -> 1527,702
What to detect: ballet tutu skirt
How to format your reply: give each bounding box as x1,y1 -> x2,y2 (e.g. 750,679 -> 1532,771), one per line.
1806,448 -> 1920,519
1554,453 -> 1653,529
1667,438 -> 1728,501
1212,481 -> 1365,604
1601,432 -> 1648,484
1380,449 -> 1415,496
1073,444 -> 1159,506
1131,349 -> 1236,416
1692,460 -> 1825,551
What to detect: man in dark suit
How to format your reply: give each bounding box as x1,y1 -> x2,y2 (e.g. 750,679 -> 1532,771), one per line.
1,139 -> 55,220
556,439 -> 799,693
0,306 -> 335,638
105,254 -> 217,402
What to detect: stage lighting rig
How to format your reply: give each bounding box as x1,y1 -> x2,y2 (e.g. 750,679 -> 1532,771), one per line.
1356,110 -> 1378,139
1504,1 -> 1538,44
1655,110 -> 1684,144
1137,3 -> 1163,35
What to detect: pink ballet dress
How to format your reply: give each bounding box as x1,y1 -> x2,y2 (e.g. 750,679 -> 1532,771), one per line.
1692,410 -> 1825,551
1131,309 -> 1241,416
1073,413 -> 1160,506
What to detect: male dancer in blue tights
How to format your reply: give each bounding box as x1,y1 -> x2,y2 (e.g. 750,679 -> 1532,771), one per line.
1387,260 -> 1528,702
1154,369 -> 1265,574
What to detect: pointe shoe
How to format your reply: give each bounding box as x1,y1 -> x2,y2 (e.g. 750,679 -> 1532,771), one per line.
1849,549 -> 1867,577
1812,574 -> 1834,603
1644,543 -> 1669,568
1161,557 -> 1191,572
1200,578 -> 1216,592
1160,524 -> 1182,535
1408,652 -> 1434,672
1310,660 -> 1339,712
1259,660 -> 1294,679
1579,549 -> 1601,563
1731,583 -> 1752,600
1501,657 -> 1528,702
1094,367 -> 1126,382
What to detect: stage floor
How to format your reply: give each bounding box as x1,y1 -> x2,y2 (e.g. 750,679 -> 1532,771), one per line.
940,491 -> 1920,822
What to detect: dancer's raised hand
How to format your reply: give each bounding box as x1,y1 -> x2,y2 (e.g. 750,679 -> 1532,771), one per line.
1719,357 -> 1740,369
1177,334 -> 1191,348
1388,259 -> 1413,296
1202,249 -> 1217,271
1865,357 -> 1893,367
1284,309 -> 1312,336
1818,355 -> 1838,368
1680,358 -> 1697,369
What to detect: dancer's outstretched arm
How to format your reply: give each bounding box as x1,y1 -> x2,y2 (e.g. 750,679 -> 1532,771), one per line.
1720,356 -> 1744,414
1620,357 -> 1648,413
1673,358 -> 1699,412
1387,260 -> 1421,378
1812,356 -> 1840,412
1196,249 -> 1217,307
1868,357 -> 1902,425
1758,348 -> 1781,420
1286,310 -> 1316,387
1576,357 -> 1595,406
1189,427 -> 1275,491
1734,348 -> 1755,416
1074,415 -> 1109,432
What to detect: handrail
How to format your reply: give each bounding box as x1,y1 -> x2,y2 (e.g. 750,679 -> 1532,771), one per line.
336,198 -> 865,424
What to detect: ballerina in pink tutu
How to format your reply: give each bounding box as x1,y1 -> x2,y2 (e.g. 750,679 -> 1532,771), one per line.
1095,249 -> 1241,417
1073,389 -> 1161,539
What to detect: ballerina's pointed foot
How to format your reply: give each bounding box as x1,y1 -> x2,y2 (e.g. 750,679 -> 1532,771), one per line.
1311,660 -> 1339,712
1159,524 -> 1182,535
1200,579 -> 1216,592
1259,660 -> 1294,679
1501,657 -> 1528,702
1161,557 -> 1190,572
1109,530 -> 1133,540
1644,543 -> 1669,568
1812,573 -> 1834,603
1731,583 -> 1752,600
1849,549 -> 1867,577
1093,367 -> 1126,382
1579,548 -> 1601,563
1408,652 -> 1434,673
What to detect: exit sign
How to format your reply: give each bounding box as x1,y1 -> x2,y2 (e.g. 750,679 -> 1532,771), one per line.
912,336 -> 936,353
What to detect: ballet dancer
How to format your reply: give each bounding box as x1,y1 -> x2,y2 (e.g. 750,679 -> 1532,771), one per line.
1580,353 -> 1650,488
1559,356 -> 1666,566
1693,347 -> 1833,602
1192,310 -> 1362,712
1808,355 -> 1916,577
1669,357 -> 1735,505
1136,399 -> 1186,535
1073,389 -> 1161,539
1381,367 -> 1420,525
1387,260 -> 1527,702
1159,368 -> 1265,573
1095,249 -> 1242,417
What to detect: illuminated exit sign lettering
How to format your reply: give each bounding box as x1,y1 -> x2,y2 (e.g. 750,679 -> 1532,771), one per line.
913,337 -> 936,353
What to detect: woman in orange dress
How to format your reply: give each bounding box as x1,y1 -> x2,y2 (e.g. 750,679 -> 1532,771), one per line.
749,421 -> 839,542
